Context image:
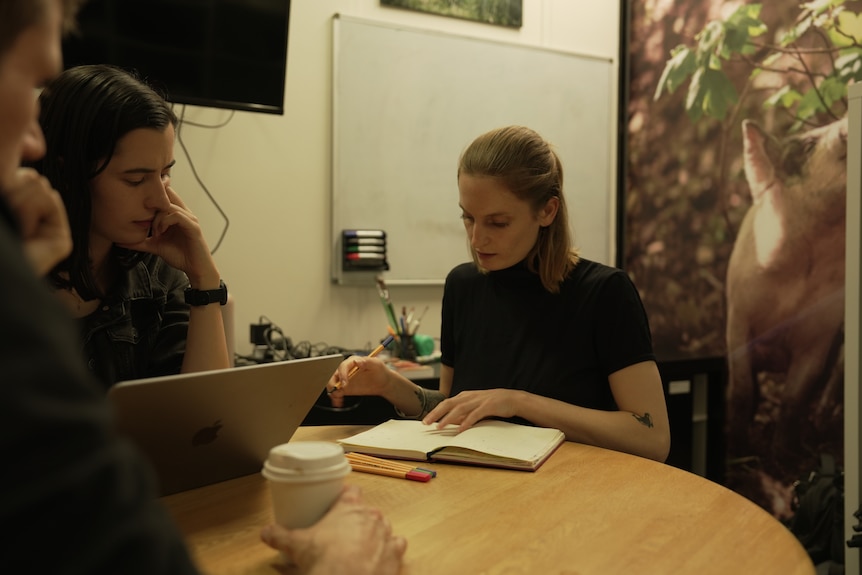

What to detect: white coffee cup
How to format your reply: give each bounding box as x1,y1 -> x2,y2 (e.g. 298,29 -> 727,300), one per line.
261,441 -> 351,530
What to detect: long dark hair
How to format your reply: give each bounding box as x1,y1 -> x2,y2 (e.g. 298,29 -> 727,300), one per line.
32,64 -> 177,300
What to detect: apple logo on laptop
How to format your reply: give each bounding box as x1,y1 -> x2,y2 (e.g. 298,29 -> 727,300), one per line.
192,420 -> 222,446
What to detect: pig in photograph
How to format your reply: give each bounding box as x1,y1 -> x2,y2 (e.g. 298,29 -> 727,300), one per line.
725,116 -> 846,514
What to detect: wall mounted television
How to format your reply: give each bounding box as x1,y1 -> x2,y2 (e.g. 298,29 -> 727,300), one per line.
62,0 -> 291,115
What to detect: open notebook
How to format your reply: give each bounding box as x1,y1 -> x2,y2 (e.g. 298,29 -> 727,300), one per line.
338,419 -> 565,471
108,354 -> 343,495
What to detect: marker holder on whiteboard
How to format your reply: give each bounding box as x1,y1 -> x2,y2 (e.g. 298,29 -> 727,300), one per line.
334,229 -> 389,285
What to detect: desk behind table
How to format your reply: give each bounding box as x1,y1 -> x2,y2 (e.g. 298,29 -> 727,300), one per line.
301,364 -> 440,426
162,425 -> 814,575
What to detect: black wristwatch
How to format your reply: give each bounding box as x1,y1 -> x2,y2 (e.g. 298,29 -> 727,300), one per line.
184,279 -> 228,306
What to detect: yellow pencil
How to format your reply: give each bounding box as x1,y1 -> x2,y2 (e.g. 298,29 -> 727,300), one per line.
330,335 -> 394,391
345,452 -> 437,478
346,452 -> 416,472
345,452 -> 432,482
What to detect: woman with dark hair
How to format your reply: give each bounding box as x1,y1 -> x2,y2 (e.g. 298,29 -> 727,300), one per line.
328,125 -> 670,462
32,63 -> 230,387
0,7 -> 405,571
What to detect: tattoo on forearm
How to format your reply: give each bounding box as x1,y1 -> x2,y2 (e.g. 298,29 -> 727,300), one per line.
415,387 -> 445,417
396,387 -> 446,419
633,412 -> 654,428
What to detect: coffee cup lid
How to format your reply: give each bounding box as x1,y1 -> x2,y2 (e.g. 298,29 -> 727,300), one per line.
262,441 -> 351,482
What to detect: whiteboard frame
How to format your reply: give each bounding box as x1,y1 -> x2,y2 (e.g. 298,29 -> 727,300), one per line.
331,14 -> 614,286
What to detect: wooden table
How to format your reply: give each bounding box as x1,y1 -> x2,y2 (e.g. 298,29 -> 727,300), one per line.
162,426 -> 815,575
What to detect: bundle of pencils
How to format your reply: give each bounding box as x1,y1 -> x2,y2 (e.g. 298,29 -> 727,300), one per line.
345,452 -> 436,483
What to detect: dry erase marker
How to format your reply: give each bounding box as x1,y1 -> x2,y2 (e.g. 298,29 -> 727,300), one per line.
345,245 -> 385,253
345,238 -> 385,245
344,230 -> 385,238
346,253 -> 385,259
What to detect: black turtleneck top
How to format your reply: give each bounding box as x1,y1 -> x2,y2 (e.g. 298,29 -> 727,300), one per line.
440,258 -> 655,412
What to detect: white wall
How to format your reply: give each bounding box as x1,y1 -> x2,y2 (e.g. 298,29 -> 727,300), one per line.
172,0 -> 621,356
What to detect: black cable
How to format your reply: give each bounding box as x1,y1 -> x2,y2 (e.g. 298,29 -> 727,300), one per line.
181,110 -> 235,129
243,316 -> 375,413
175,105 -> 230,254
253,315 -> 359,362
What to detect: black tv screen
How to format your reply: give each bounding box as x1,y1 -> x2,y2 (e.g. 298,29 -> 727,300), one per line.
62,0 -> 291,115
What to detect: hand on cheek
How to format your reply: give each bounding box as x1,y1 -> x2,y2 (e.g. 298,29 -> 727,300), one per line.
0,168 -> 72,275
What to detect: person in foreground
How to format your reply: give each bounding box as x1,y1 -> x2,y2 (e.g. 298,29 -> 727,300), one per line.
0,1 -> 405,573
262,484 -> 406,574
329,125 -> 671,462
30,63 -> 230,387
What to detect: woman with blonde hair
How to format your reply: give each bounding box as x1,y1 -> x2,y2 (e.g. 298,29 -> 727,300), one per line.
329,126 -> 670,462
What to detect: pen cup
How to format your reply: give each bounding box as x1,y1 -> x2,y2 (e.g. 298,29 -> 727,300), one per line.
396,334 -> 418,361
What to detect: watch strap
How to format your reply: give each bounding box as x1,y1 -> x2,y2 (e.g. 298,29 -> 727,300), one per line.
184,280 -> 228,306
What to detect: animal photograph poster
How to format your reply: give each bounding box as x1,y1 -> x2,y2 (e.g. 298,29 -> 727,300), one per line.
380,0 -> 523,28
621,0 -> 859,518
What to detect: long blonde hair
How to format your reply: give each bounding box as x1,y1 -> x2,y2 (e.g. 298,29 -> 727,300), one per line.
458,125 -> 579,293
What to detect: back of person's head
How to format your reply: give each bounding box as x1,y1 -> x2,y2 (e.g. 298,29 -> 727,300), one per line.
458,125 -> 578,293
33,63 -> 178,298
0,0 -> 83,54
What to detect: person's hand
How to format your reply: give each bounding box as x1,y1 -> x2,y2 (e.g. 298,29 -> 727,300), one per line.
117,185 -> 219,286
260,484 -> 406,575
0,167 -> 71,276
326,357 -> 392,408
423,389 -> 525,432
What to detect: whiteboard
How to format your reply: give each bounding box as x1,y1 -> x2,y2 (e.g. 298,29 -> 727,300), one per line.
332,14 -> 613,285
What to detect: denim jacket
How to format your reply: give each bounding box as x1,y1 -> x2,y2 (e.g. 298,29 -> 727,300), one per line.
80,254 -> 190,389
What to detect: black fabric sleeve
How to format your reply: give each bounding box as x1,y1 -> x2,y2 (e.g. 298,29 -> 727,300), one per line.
594,269 -> 656,376
0,213 -> 199,574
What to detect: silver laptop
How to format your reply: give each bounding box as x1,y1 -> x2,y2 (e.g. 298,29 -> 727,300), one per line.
108,354 -> 343,496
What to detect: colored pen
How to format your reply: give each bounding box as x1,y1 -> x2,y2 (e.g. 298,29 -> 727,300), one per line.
348,462 -> 431,482
345,238 -> 385,245
383,302 -> 399,334
388,302 -> 400,334
376,278 -> 400,334
407,318 -> 420,335
343,230 -> 385,238
408,305 -> 429,335
345,452 -> 434,482
345,252 -> 385,259
331,335 -> 395,391
415,305 -> 429,324
345,245 -> 385,253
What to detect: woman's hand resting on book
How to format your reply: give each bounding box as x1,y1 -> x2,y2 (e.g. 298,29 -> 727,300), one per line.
422,389 -> 526,433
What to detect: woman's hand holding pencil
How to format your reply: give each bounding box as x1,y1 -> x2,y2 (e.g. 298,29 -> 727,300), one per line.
346,452 -> 435,482
327,335 -> 394,395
